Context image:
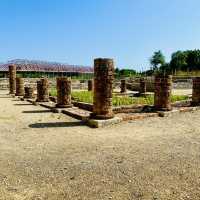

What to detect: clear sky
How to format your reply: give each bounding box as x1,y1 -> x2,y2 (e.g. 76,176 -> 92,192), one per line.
0,0 -> 200,70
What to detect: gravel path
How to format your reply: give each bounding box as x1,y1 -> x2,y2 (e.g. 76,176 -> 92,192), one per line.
0,90 -> 200,200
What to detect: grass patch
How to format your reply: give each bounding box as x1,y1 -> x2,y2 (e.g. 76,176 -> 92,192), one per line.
72,91 -> 93,103
50,89 -> 189,106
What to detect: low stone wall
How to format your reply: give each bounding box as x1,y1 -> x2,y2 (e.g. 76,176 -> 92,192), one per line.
0,77 -> 194,91
126,80 -> 192,91
126,82 -> 154,92
0,78 -> 88,90
0,78 -> 8,90
113,105 -> 144,113
173,80 -> 192,89
71,101 -> 145,114
73,101 -> 93,111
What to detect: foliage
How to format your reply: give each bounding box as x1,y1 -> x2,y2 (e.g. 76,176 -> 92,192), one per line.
171,95 -> 189,102
159,63 -> 171,74
151,50 -> 200,74
150,50 -> 165,70
115,68 -> 137,78
170,51 -> 188,71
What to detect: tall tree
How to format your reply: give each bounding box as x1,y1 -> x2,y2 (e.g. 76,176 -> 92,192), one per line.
170,51 -> 187,71
186,50 -> 200,70
150,50 -> 165,70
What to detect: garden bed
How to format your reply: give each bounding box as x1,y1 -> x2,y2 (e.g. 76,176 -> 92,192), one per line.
50,89 -> 189,107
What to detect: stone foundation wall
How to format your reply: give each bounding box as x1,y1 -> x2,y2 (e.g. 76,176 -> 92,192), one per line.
126,82 -> 154,92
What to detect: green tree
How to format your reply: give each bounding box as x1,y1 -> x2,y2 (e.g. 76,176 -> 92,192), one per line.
160,63 -> 171,74
120,69 -> 136,77
150,50 -> 165,70
170,51 -> 188,71
169,50 -> 200,72
186,50 -> 200,70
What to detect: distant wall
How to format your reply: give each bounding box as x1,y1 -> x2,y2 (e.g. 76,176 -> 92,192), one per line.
0,78 -> 88,90
0,77 -> 193,91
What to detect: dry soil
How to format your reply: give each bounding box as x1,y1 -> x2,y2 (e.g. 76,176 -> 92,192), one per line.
0,90 -> 200,200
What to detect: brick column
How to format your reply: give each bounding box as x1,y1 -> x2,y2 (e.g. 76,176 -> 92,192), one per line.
56,77 -> 72,108
24,87 -> 34,99
36,78 -> 49,102
120,79 -> 127,93
88,79 -> 94,91
139,78 -> 146,95
15,77 -> 24,96
91,58 -> 114,119
9,65 -> 16,94
154,75 -> 172,111
192,77 -> 200,106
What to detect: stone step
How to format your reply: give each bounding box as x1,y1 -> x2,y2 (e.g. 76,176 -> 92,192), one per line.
62,107 -> 91,121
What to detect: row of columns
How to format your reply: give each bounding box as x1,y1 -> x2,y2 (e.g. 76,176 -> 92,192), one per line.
120,76 -> 171,111
120,78 -> 147,95
8,60 -> 200,120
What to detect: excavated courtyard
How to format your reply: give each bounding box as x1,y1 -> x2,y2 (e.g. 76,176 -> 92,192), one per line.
0,90 -> 200,199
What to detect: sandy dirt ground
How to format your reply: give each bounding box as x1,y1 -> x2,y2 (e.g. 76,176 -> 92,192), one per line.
0,90 -> 200,200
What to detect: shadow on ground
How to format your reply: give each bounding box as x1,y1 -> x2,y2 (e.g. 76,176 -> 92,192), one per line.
14,103 -> 32,106
29,121 -> 85,128
23,110 -> 52,114
0,96 -> 13,98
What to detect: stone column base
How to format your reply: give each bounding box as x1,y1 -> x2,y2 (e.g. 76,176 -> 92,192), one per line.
56,104 -> 73,108
90,113 -> 115,120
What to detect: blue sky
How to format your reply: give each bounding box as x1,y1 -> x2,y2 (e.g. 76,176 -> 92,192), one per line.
0,0 -> 200,70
